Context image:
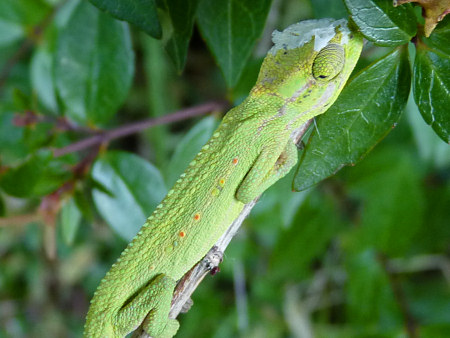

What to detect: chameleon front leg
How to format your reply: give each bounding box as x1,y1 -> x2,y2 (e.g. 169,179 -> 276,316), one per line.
236,139 -> 298,204
115,274 -> 179,338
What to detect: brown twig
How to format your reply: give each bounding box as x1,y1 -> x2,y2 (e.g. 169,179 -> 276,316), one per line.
13,110 -> 94,134
53,101 -> 227,157
0,213 -> 41,227
378,253 -> 418,338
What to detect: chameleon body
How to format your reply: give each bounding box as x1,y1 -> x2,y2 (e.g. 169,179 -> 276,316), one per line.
85,19 -> 363,337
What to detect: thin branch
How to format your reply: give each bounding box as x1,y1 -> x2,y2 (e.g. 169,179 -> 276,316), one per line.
387,254 -> 450,283
133,118 -> 314,338
13,110 -> 95,134
0,213 -> 41,227
53,101 -> 227,157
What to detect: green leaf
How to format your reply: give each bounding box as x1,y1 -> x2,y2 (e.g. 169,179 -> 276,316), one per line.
158,0 -> 200,72
0,150 -> 68,198
0,19 -> 24,47
414,183 -> 450,253
407,275 -> 450,327
55,1 -> 134,125
89,0 -> 161,38
0,0 -> 50,26
413,43 -> 450,143
0,195 -> 5,216
60,197 -> 82,245
344,0 -> 417,46
270,191 -> 341,279
311,0 -> 347,19
422,16 -> 450,56
165,116 -> 218,186
0,112 -> 26,164
197,0 -> 272,87
12,88 -> 31,111
253,168 -> 307,228
345,249 -> 400,325
294,47 -> 411,191
91,151 -> 166,241
54,0 -> 80,28
73,187 -> 95,222
346,147 -> 425,256
406,95 -> 450,169
31,45 -> 58,114
231,57 -> 263,103
141,35 -> 174,167
422,325 -> 450,338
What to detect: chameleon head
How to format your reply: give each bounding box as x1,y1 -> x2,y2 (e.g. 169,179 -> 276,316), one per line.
252,19 -> 363,125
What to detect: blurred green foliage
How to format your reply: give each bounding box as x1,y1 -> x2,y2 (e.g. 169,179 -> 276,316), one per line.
0,0 -> 449,337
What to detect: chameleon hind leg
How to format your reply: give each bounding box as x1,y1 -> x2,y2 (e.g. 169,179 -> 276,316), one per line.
236,139 -> 298,204
115,274 -> 179,338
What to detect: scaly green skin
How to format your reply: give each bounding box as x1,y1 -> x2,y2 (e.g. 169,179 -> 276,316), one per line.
85,22 -> 362,337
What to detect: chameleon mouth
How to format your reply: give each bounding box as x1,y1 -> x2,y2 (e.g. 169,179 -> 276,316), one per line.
286,81 -> 338,129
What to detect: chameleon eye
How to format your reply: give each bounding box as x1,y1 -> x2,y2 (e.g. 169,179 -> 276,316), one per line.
312,44 -> 345,81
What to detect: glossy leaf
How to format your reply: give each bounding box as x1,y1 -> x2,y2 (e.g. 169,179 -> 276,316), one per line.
89,0 -> 161,38
55,1 -> 134,125
422,17 -> 450,56
165,116 -> 217,186
344,0 -> 417,46
60,197 -> 82,245
413,34 -> 450,143
91,151 -> 166,241
197,0 -> 271,87
294,47 -> 411,191
158,0 -> 200,72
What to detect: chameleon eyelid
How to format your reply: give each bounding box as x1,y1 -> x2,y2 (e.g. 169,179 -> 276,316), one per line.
312,43 -> 345,81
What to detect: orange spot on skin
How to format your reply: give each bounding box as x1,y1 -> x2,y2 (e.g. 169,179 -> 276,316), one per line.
232,158 -> 238,165
179,231 -> 186,238
219,178 -> 225,186
194,213 -> 201,221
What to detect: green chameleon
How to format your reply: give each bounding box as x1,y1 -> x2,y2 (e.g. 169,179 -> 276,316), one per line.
85,19 -> 363,337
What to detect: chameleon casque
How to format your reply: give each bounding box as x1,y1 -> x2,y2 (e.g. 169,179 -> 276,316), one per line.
85,19 -> 363,337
